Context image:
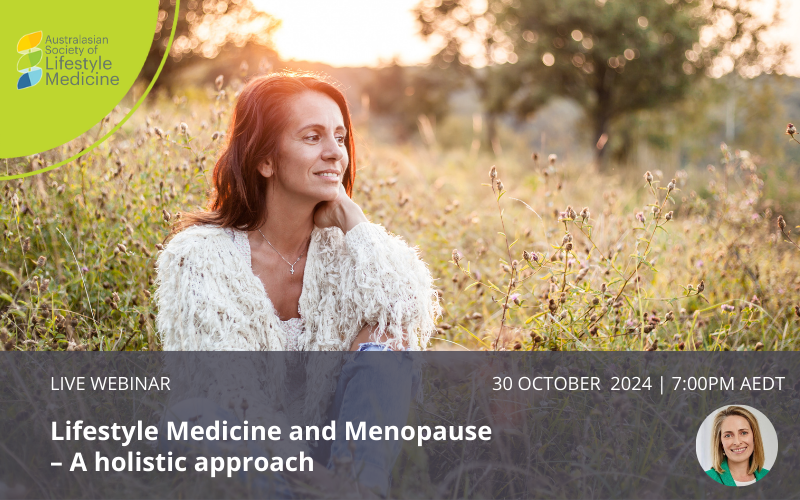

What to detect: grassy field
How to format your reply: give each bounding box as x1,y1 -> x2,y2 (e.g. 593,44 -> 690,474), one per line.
2,82 -> 800,352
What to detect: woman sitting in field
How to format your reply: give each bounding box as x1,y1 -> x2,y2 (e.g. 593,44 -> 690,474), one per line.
155,72 -> 440,496
705,406 -> 769,487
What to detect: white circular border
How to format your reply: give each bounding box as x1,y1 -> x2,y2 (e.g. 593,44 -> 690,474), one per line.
696,404 -> 778,475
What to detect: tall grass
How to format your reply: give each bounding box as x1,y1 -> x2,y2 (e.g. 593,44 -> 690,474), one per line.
1,79 -> 799,351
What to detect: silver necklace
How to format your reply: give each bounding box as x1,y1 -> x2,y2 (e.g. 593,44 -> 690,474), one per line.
257,229 -> 309,275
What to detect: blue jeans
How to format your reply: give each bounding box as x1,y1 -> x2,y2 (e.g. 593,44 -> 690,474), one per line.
160,349 -> 419,498
314,347 -> 420,497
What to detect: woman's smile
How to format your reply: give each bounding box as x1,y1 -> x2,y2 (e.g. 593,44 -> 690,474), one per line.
315,169 -> 341,181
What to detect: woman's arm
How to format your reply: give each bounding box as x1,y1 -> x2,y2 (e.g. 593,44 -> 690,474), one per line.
315,185 -> 441,351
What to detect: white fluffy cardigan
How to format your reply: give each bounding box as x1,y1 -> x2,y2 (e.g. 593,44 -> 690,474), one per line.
155,221 -> 440,426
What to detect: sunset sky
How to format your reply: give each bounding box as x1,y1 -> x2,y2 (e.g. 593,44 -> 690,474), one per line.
252,0 -> 438,67
252,0 -> 800,76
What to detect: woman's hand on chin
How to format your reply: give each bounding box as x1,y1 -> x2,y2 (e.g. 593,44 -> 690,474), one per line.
314,183 -> 368,234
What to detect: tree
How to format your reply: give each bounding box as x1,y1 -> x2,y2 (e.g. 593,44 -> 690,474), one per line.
415,0 -> 788,166
141,0 -> 280,87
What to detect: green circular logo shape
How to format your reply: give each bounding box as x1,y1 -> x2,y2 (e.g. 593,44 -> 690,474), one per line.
1,1 -> 158,159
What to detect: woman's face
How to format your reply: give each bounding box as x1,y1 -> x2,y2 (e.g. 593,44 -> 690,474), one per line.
720,415 -> 755,466
261,90 -> 348,204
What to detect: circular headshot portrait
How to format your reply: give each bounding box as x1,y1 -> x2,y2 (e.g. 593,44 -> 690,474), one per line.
696,405 -> 778,487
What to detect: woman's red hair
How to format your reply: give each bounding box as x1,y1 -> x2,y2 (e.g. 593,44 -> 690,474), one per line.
174,71 -> 356,234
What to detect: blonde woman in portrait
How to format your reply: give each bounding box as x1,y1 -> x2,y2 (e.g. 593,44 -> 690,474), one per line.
705,406 -> 769,486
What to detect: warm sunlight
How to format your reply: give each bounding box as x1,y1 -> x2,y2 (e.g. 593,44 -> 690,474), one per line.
253,0 -> 799,74
251,0 -> 440,67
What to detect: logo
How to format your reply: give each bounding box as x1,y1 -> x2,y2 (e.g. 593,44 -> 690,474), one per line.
17,31 -> 43,90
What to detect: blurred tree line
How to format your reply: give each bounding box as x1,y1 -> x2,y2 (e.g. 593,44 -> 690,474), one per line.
363,62 -> 464,141
141,0 -> 279,87
612,73 -> 799,168
405,0 -> 788,167
138,0 -> 796,170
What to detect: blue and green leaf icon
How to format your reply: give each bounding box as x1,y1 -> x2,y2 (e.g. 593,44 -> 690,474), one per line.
17,31 -> 43,90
